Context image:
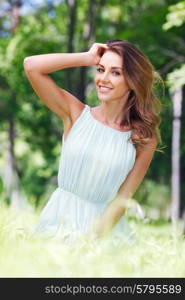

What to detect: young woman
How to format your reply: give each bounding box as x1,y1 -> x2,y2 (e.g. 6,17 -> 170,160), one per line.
24,40 -> 162,243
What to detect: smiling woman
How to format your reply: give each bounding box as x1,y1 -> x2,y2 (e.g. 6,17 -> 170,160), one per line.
93,40 -> 163,149
24,40 -> 163,243
93,49 -> 132,131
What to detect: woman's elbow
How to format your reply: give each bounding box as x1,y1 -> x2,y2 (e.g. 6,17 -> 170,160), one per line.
23,56 -> 35,72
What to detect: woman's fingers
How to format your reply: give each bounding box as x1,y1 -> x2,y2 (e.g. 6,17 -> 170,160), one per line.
87,42 -> 110,65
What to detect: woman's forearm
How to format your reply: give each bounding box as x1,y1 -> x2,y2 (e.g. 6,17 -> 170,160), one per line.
91,195 -> 129,239
23,52 -> 94,74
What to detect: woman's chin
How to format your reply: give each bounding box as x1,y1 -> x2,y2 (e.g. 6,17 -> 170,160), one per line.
97,92 -> 111,99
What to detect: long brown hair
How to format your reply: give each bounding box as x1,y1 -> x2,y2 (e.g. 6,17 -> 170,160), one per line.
104,39 -> 164,153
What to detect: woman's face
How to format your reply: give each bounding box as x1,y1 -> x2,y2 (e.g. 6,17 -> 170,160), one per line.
94,50 -> 130,103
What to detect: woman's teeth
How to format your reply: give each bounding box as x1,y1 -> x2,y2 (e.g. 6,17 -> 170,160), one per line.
99,86 -> 112,92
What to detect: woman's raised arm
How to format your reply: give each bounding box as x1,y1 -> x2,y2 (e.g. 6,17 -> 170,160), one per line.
23,43 -> 108,122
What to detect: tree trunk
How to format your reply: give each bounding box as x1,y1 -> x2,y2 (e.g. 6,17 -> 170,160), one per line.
76,0 -> 97,101
3,113 -> 28,210
11,0 -> 22,33
66,0 -> 77,92
180,86 -> 185,233
171,87 -> 182,224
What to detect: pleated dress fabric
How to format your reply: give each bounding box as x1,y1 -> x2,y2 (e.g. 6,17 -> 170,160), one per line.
32,104 -> 137,244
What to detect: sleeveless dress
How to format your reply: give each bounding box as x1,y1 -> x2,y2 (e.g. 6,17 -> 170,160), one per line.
32,104 -> 137,243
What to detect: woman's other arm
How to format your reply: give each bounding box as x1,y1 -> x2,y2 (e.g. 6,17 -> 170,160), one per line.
91,136 -> 158,239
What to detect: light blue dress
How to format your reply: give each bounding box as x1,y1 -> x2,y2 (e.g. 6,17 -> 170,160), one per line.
32,104 -> 136,243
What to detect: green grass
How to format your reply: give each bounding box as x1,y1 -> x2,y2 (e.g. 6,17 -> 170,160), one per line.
0,204 -> 185,278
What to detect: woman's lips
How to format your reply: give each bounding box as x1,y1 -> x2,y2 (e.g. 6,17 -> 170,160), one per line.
98,86 -> 113,93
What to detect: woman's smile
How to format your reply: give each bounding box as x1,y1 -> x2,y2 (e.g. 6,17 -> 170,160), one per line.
98,86 -> 113,93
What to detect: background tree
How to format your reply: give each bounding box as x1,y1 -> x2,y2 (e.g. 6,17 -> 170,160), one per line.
163,0 -> 185,223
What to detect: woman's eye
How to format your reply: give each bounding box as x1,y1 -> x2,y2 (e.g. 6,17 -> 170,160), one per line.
113,71 -> 120,75
96,68 -> 120,75
96,68 -> 103,72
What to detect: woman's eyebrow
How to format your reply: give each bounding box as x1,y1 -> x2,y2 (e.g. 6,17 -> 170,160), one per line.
98,63 -> 123,70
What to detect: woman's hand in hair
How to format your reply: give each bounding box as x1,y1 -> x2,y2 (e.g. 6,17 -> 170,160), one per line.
87,43 -> 109,65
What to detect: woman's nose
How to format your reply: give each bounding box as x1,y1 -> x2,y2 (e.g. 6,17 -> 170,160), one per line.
101,72 -> 110,81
